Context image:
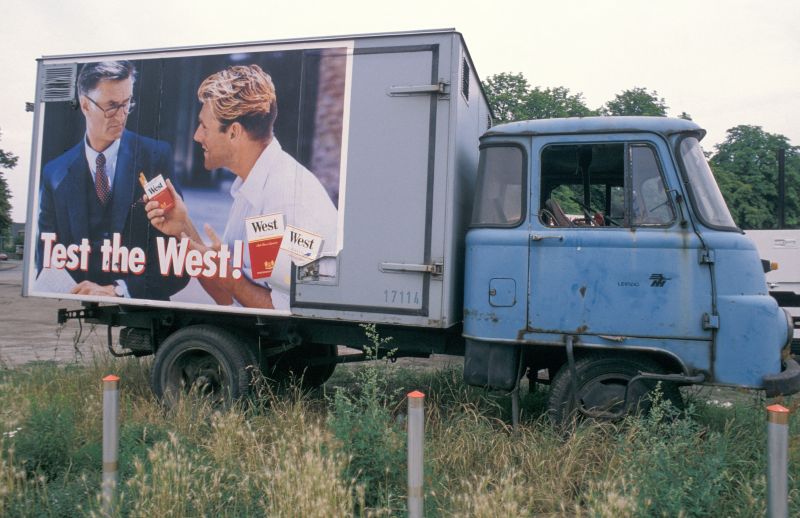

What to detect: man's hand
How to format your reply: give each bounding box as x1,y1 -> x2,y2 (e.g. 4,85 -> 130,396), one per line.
70,280 -> 117,297
145,179 -> 190,237
189,224 -> 222,252
190,224 -> 274,309
190,224 -> 235,305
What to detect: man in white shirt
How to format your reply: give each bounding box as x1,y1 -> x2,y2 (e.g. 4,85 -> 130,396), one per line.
146,64 -> 337,310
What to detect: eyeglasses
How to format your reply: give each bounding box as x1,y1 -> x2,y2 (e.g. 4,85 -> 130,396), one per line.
85,95 -> 136,118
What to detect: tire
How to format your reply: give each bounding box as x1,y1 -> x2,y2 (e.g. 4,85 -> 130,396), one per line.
270,343 -> 338,389
547,353 -> 682,425
151,325 -> 258,408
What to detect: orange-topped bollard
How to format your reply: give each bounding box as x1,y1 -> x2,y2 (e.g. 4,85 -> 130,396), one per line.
407,391 -> 425,518
102,375 -> 120,515
767,404 -> 790,518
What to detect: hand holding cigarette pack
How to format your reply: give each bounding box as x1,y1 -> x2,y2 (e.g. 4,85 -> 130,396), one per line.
139,172 -> 175,213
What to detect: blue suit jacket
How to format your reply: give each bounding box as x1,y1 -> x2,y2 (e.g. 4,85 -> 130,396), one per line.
36,130 -> 189,300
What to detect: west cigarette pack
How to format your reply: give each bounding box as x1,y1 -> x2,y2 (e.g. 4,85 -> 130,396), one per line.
141,173 -> 175,212
280,225 -> 323,266
245,213 -> 285,279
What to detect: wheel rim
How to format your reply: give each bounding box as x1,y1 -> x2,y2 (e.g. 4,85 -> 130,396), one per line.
164,349 -> 229,404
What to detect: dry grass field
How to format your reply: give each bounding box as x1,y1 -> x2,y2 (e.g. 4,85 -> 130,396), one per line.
2,260 -> 800,516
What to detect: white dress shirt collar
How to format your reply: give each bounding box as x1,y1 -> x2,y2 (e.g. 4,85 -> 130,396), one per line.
230,138 -> 282,207
84,136 -> 122,187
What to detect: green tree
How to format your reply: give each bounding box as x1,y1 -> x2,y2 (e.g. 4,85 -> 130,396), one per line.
709,125 -> 800,229
525,86 -> 596,120
603,87 -> 668,116
483,73 -> 595,124
483,72 -> 531,123
0,129 -> 18,238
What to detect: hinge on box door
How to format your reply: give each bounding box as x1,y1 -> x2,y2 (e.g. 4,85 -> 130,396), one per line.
700,249 -> 715,264
388,81 -> 449,98
702,313 -> 720,330
380,261 -> 443,278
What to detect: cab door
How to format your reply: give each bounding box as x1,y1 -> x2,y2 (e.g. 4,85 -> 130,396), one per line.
463,142 -> 530,343
527,134 -> 713,342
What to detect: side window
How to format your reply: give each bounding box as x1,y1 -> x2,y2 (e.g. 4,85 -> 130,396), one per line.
539,142 -> 673,228
471,146 -> 526,227
630,145 -> 675,226
540,143 -> 625,227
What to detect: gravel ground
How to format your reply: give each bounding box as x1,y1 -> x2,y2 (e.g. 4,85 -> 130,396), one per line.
0,260 -> 108,366
0,259 -> 461,370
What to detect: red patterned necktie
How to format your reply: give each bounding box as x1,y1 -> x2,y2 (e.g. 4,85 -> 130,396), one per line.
95,152 -> 111,205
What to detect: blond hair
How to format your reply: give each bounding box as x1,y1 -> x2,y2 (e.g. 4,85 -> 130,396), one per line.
197,64 -> 278,141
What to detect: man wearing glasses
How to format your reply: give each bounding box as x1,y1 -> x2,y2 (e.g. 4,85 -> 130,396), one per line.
36,60 -> 188,300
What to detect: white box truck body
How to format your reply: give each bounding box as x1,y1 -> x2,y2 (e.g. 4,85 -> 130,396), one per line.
24,29 -> 490,329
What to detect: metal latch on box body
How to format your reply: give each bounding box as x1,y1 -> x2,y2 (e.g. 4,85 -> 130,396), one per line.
388,81 -> 449,98
380,262 -> 444,278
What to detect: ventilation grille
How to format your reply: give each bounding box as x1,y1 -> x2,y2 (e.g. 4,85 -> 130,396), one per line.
461,58 -> 470,101
40,64 -> 77,102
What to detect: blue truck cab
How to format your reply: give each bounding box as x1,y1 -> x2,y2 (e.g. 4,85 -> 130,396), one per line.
463,117 -> 798,419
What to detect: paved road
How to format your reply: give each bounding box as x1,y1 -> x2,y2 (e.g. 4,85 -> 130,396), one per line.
0,260 -> 106,366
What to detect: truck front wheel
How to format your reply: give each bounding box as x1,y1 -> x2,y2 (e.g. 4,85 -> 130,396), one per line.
151,325 -> 258,407
547,353 -> 682,425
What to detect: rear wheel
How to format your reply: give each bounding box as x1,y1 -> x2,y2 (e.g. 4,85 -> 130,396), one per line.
151,325 -> 258,408
547,353 -> 682,425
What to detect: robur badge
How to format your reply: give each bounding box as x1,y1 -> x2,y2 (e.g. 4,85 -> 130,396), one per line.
650,273 -> 671,287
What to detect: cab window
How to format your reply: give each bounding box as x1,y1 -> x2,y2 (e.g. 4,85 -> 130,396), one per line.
631,145 -> 675,225
472,145 -> 526,227
539,142 -> 674,228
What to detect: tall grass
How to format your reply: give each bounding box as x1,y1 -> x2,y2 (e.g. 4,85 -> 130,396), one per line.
0,350 -> 799,516
327,325 -> 406,512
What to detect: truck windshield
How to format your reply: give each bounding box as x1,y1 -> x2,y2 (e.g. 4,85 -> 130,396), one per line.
679,136 -> 738,230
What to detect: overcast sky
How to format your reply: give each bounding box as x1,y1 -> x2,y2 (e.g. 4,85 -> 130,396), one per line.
2,0 -> 798,222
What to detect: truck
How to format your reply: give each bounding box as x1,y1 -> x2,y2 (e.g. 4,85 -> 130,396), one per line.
23,29 -> 799,421
746,229 -> 800,353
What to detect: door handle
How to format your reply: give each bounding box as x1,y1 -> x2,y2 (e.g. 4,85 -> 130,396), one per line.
530,234 -> 564,242
388,81 -> 449,97
380,262 -> 443,277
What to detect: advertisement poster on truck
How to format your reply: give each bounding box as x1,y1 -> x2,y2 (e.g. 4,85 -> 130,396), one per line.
27,42 -> 352,315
